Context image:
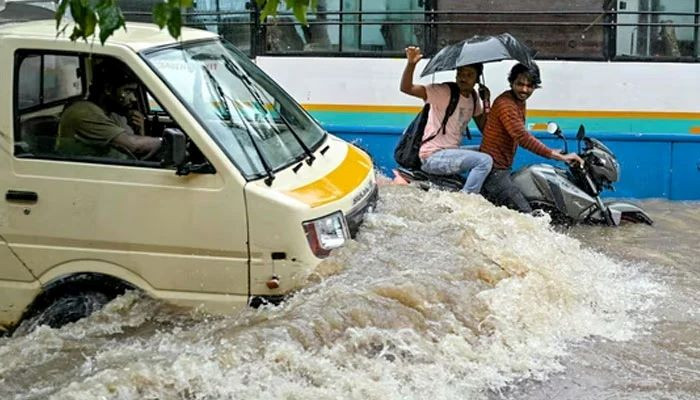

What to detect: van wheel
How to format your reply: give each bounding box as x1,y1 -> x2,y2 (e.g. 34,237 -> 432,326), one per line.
30,291 -> 110,329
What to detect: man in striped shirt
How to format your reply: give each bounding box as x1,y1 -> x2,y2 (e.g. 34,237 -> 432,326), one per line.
480,63 -> 583,213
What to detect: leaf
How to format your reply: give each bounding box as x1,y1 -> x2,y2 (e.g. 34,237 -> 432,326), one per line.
69,0 -> 86,23
55,0 -> 314,44
153,2 -> 169,29
292,3 -> 308,26
83,11 -> 97,37
69,26 -> 84,42
55,0 -> 69,30
167,7 -> 182,39
97,1 -> 126,45
69,0 -> 91,42
260,0 -> 280,22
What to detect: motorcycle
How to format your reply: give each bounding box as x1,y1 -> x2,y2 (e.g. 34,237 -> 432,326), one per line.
394,122 -> 653,226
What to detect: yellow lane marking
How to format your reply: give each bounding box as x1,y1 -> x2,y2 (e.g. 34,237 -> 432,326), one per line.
302,103 -> 700,120
286,145 -> 372,208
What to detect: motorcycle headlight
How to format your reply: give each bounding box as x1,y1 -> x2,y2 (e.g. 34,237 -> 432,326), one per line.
302,211 -> 349,258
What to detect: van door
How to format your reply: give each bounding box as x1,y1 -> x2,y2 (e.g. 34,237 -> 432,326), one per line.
3,51 -> 250,308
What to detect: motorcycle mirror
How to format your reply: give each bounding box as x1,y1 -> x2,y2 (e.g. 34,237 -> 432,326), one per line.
576,124 -> 585,153
546,121 -> 560,135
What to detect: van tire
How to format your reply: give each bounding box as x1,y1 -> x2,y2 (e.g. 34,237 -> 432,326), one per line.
11,273 -> 133,336
33,290 -> 111,328
13,290 -> 111,336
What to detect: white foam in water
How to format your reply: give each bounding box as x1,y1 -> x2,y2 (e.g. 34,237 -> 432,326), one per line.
2,185 -> 664,400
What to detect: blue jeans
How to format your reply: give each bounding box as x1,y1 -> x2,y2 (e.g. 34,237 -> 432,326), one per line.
421,147 -> 493,193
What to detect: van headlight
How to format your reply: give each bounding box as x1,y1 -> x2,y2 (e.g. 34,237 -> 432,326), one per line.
302,211 -> 349,258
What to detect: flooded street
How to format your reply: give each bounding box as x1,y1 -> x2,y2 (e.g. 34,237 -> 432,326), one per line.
1,187 -> 697,400
507,200 -> 700,400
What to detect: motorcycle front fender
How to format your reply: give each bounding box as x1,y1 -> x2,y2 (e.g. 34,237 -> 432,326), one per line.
605,201 -> 654,225
589,201 -> 653,225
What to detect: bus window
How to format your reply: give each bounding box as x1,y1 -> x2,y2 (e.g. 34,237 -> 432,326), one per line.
616,0 -> 697,58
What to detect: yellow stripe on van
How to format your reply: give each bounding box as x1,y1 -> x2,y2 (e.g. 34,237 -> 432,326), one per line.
690,127 -> 700,134
286,145 -> 372,208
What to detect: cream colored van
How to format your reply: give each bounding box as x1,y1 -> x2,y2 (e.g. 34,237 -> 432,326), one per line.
0,21 -> 377,334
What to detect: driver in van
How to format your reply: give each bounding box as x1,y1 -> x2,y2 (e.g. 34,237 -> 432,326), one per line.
56,60 -> 162,160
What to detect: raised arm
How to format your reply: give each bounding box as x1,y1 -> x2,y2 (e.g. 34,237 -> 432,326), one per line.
400,46 -> 427,100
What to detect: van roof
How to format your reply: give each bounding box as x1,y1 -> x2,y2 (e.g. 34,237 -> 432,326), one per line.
0,20 -> 217,51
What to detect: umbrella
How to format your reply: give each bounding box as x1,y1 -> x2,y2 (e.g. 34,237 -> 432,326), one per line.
420,33 -> 537,77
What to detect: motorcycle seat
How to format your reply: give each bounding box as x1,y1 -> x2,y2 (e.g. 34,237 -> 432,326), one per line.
396,167 -> 465,191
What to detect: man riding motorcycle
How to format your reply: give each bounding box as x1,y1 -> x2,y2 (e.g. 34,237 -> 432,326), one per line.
479,63 -> 583,213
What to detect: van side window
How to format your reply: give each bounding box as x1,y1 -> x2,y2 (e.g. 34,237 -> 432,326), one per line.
15,53 -> 85,156
17,54 -> 83,110
14,54 -> 211,171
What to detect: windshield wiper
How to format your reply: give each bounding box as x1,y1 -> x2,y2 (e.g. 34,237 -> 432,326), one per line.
221,57 -> 316,166
201,65 -> 276,186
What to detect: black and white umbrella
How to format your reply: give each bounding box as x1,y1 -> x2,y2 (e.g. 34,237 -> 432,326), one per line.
420,33 -> 537,77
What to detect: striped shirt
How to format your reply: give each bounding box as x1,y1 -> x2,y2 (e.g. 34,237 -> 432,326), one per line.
480,90 -> 552,169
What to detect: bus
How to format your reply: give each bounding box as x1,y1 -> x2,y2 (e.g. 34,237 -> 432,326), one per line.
126,1 -> 699,200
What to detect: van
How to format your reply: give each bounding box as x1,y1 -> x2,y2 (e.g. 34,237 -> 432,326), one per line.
0,21 -> 377,333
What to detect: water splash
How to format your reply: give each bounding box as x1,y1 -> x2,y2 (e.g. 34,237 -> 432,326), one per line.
1,185 -> 663,400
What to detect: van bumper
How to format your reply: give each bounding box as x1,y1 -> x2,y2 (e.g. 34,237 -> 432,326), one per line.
346,184 -> 378,238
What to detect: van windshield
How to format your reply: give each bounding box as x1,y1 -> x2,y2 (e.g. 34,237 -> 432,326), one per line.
145,40 -> 325,179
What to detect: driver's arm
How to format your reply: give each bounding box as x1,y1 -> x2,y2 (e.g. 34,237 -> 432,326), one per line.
112,132 -> 162,156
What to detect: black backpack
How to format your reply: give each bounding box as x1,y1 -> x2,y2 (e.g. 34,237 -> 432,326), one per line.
394,82 -> 476,169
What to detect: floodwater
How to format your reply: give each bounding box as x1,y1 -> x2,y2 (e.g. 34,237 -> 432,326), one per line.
1,186 -> 697,400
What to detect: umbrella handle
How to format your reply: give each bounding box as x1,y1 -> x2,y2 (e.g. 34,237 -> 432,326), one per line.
478,75 -> 491,114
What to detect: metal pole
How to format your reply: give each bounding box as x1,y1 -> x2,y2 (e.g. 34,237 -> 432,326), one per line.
339,0 -> 344,52
251,1 -> 262,56
426,0 -> 437,56
358,0 -> 363,51
695,0 -> 699,58
216,0 -> 221,29
606,2 -> 616,60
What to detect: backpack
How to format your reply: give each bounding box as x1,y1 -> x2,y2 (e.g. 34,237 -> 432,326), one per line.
394,82 -> 477,169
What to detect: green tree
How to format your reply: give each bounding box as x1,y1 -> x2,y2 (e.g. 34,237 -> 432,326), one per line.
56,0 -> 318,45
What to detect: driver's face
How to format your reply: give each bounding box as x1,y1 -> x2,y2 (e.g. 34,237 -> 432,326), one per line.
111,83 -> 138,110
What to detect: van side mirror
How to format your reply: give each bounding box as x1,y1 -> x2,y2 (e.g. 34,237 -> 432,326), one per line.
160,128 -> 187,168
